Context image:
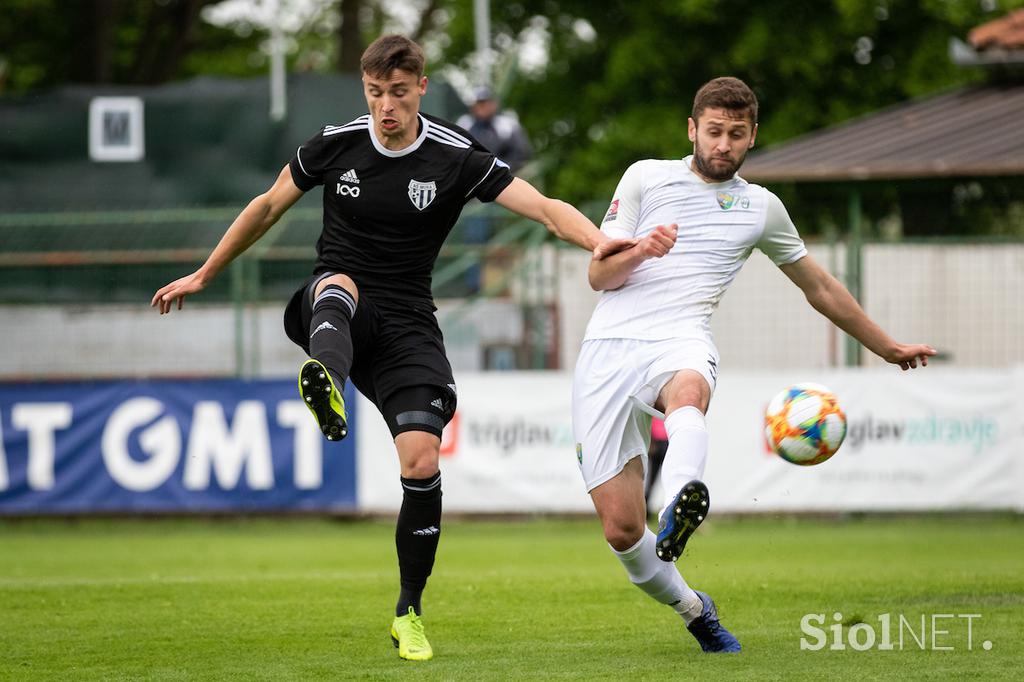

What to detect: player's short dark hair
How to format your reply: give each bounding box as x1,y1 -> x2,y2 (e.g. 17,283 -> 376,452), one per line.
361,34 -> 426,79
692,77 -> 758,126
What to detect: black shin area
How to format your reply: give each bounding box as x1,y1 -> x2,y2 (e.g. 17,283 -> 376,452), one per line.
308,283 -> 356,384
395,471 -> 442,616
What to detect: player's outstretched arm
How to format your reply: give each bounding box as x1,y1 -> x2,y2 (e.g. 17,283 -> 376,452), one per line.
589,224 -> 677,291
780,254 -> 936,370
151,165 -> 304,314
493,178 -> 634,255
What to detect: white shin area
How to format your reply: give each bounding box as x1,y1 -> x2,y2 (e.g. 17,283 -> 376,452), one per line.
611,528 -> 703,622
659,406 -> 709,511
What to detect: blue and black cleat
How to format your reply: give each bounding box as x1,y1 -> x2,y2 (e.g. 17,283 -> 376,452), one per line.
687,591 -> 741,653
655,479 -> 709,562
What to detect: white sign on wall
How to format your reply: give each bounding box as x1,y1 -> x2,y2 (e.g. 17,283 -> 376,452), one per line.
703,369 -> 1024,512
89,96 -> 145,162
356,373 -> 592,513
356,369 -> 1024,514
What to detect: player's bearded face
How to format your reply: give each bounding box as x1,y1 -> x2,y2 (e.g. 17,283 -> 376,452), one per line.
689,108 -> 757,182
363,70 -> 427,147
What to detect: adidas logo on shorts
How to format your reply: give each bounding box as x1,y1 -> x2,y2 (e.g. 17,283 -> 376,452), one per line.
339,169 -> 360,184
412,526 -> 439,536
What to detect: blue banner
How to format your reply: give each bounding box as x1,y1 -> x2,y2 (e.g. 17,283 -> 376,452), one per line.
0,379 -> 357,514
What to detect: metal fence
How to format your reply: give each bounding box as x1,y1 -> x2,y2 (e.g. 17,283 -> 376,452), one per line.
1,205 -> 1022,379
0,202 -> 566,378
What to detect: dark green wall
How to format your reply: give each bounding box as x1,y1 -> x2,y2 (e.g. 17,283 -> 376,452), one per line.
0,73 -> 466,211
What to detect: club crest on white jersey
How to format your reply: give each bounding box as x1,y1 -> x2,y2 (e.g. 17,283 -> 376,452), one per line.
408,179 -> 437,210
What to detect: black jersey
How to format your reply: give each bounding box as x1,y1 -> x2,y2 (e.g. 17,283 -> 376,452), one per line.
288,112 -> 514,303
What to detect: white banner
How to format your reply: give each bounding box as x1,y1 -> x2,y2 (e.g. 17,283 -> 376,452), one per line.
356,373 -> 592,512
357,369 -> 1024,513
704,368 -> 1023,511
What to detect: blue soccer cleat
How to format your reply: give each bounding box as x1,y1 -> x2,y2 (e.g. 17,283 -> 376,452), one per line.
687,591 -> 741,653
655,479 -> 709,562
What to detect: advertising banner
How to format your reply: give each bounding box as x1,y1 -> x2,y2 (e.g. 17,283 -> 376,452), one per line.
0,379 -> 357,514
359,369 -> 1023,513
702,369 -> 1023,512
357,373 -> 591,512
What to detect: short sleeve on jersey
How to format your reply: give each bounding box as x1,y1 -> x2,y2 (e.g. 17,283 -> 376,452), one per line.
601,161 -> 644,239
757,190 -> 807,265
462,148 -> 514,202
289,128 -> 332,192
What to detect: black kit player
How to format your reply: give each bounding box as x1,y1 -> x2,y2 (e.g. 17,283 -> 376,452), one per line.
151,34 -> 633,661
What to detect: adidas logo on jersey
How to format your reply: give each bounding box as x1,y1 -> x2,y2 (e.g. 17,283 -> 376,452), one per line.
310,320 -> 338,337
339,169 -> 360,184
430,398 -> 444,410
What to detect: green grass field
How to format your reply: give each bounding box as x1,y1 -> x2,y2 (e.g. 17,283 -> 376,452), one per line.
1,515 -> 1021,680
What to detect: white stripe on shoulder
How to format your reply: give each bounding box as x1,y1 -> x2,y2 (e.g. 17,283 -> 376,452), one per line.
426,131 -> 470,149
465,158 -> 498,198
427,121 -> 472,146
324,115 -> 369,130
295,146 -> 313,177
323,121 -> 369,137
323,124 -> 367,135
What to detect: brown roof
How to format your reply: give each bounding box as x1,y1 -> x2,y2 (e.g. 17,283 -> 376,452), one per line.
740,84 -> 1024,183
969,8 -> 1024,50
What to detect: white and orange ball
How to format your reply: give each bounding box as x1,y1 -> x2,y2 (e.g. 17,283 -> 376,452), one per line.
764,383 -> 847,466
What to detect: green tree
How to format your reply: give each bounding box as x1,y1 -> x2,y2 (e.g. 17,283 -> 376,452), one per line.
0,0 -> 266,92
439,0 -> 1024,209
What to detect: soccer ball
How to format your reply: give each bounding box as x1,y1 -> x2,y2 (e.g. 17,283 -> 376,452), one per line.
764,383 -> 847,466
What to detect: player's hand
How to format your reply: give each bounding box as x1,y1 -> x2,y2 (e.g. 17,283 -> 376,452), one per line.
592,237 -> 639,261
636,223 -> 678,260
884,343 -> 937,370
151,271 -> 208,314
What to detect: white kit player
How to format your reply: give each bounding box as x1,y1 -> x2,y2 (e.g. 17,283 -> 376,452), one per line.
572,77 -> 935,653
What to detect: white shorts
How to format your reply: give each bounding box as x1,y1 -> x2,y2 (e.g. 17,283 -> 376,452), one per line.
571,336 -> 719,492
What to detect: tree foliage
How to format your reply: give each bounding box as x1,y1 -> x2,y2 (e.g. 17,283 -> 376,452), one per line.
3,0 -> 1023,234
0,0 -> 267,91
439,0 -> 1024,206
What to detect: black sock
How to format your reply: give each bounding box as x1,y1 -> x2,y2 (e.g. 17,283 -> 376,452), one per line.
395,472 -> 442,617
308,284 -> 355,385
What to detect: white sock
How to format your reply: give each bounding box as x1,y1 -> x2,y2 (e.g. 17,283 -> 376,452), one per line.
611,528 -> 703,623
660,406 -> 709,513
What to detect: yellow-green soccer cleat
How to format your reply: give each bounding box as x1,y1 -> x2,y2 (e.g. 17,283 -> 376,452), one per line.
390,607 -> 433,661
298,359 -> 348,441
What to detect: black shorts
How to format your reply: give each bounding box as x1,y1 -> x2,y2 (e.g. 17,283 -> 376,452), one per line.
283,274 -> 457,437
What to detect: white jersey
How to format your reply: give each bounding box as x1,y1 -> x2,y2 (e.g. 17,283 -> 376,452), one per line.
584,156 -> 807,341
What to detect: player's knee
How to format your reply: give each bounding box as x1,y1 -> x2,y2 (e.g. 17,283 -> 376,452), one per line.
401,456 -> 439,479
662,373 -> 711,413
603,517 -> 645,552
396,433 -> 440,478
315,274 -> 359,303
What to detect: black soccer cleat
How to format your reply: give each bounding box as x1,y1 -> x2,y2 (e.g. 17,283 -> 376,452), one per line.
655,479 -> 709,562
298,359 -> 348,441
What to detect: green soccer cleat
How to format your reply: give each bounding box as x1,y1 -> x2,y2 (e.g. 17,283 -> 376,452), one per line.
390,607 -> 433,661
298,359 -> 348,441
